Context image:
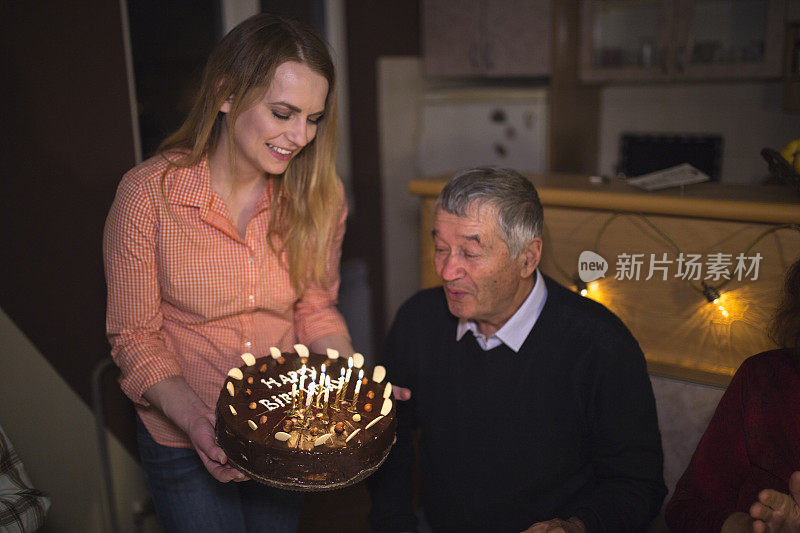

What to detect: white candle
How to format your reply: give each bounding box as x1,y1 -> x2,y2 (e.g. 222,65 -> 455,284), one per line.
299,364 -> 307,392
319,366 -> 327,395
324,375 -> 331,404
306,375 -> 316,409
354,369 -> 364,394
334,367 -> 346,408
345,358 -> 353,387
291,374 -> 297,401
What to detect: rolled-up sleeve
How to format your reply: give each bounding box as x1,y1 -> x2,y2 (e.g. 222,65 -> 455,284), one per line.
293,192 -> 350,344
103,178 -> 181,405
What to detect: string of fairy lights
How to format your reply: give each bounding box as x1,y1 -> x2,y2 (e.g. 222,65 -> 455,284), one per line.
542,214 -> 800,316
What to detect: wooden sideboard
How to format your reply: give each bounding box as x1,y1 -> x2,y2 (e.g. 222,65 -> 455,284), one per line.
410,174 -> 800,386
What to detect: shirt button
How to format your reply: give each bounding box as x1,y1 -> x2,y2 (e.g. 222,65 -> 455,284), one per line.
244,341 -> 252,348
248,256 -> 254,263
249,294 -> 255,302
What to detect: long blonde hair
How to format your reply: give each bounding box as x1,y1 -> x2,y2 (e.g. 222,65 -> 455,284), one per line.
158,13 -> 342,293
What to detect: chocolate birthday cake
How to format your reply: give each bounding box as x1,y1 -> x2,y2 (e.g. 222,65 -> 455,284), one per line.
215,345 -> 397,491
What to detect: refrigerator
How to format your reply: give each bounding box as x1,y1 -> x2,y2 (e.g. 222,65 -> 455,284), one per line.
417,87 -> 549,176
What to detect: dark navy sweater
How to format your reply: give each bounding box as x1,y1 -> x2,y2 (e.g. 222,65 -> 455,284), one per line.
368,276 -> 666,532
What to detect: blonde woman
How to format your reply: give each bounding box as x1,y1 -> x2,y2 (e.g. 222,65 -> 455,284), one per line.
103,13 -> 350,532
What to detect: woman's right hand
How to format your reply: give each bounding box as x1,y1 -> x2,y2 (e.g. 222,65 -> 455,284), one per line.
185,408 -> 247,483
144,377 -> 247,482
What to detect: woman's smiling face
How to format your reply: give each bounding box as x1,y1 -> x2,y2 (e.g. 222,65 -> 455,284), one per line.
221,61 -> 329,178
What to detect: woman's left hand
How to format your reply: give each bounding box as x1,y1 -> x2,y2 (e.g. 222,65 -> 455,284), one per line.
750,471 -> 800,532
308,334 -> 353,359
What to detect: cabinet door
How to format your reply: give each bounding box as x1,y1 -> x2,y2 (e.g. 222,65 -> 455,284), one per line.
485,0 -> 551,76
675,0 -> 785,79
580,0 -> 675,82
422,0 -> 485,76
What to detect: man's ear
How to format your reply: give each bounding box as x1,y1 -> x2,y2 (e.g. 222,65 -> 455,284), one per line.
519,237 -> 543,278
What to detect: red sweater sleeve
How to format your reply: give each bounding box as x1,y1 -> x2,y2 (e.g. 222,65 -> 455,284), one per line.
664,362 -> 751,532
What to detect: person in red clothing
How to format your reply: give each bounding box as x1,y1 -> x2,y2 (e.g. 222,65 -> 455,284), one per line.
665,257 -> 800,532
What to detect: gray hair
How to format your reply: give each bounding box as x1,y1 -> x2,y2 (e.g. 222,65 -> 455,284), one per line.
435,167 -> 543,258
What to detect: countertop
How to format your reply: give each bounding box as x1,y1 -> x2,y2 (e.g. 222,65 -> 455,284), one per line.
409,173 -> 800,224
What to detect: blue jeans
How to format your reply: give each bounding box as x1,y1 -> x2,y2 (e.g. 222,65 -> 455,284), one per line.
136,416 -> 303,533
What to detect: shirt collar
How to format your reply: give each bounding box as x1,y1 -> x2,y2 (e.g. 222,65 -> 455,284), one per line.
456,269 -> 548,352
166,154 -> 275,214
166,154 -> 212,208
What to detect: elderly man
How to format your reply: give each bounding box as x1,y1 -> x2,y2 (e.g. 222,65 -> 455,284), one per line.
368,168 -> 666,533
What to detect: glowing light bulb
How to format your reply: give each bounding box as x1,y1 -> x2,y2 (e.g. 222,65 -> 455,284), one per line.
580,289 -> 588,296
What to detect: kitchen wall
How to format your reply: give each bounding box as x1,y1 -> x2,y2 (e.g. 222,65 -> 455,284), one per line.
0,309 -> 161,532
0,1 -> 158,529
598,81 -> 800,183
378,57 -> 426,328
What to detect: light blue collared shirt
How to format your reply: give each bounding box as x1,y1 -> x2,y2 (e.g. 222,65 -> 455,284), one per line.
456,269 -> 548,352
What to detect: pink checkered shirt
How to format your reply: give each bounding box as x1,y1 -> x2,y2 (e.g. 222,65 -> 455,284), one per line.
103,155 -> 349,447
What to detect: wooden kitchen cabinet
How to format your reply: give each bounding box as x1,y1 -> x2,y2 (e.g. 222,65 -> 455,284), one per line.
783,21 -> 800,111
580,0 -> 786,83
422,0 -> 551,77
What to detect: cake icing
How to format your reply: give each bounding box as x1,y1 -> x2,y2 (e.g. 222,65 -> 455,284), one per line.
215,347 -> 397,491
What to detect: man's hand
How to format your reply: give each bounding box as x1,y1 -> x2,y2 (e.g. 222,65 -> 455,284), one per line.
749,471 -> 800,533
522,517 -> 586,533
392,385 -> 412,401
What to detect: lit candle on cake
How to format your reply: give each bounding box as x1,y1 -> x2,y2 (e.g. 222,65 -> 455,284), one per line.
290,373 -> 298,414
343,358 -> 353,396
316,365 -> 327,407
323,375 -> 331,421
334,367 -> 345,409
298,363 -> 307,406
306,373 -> 316,411
349,369 -> 365,412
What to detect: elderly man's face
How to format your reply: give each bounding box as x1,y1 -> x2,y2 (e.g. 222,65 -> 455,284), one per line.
432,203 -> 540,336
